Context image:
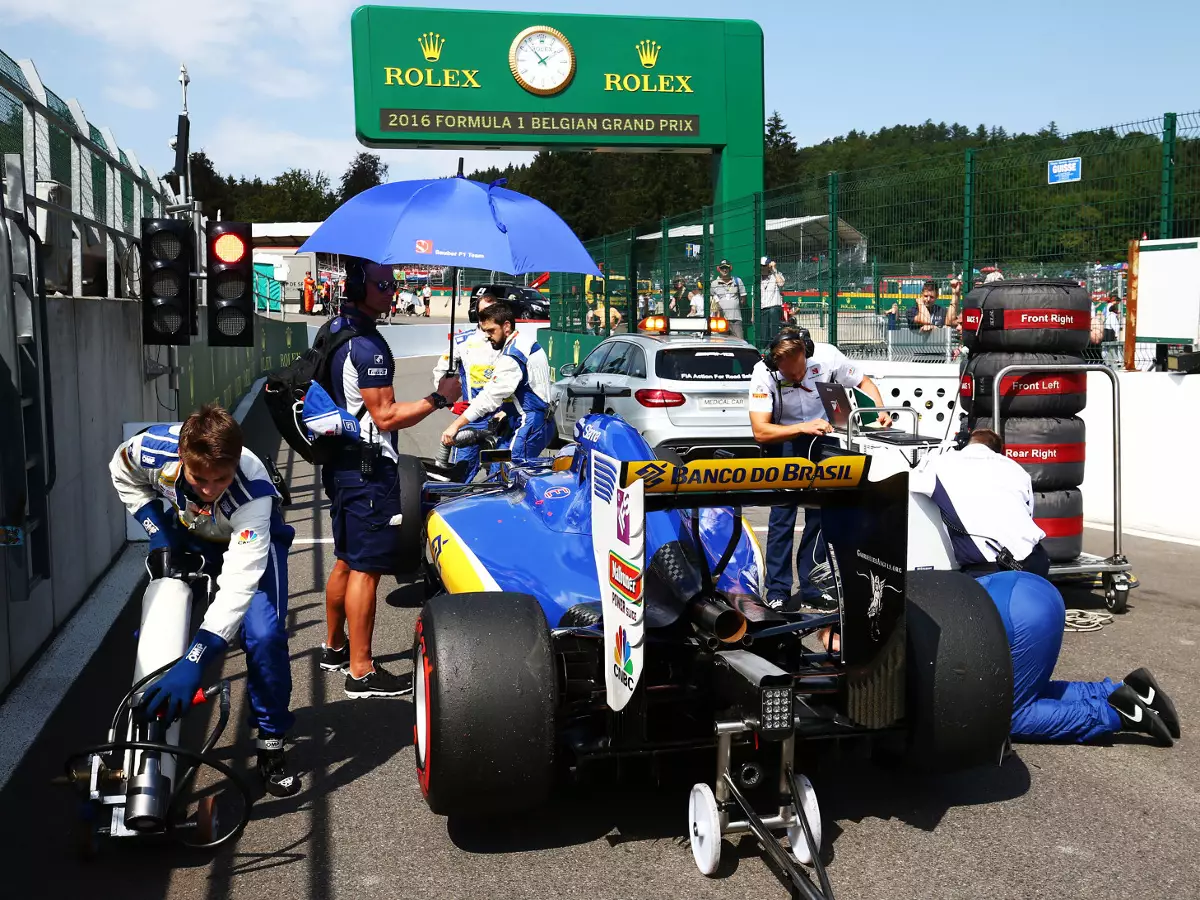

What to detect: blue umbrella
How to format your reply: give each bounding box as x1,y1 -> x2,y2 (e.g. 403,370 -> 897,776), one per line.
299,175 -> 600,276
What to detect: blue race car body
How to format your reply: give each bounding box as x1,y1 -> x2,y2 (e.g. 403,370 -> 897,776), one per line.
424,413 -> 764,627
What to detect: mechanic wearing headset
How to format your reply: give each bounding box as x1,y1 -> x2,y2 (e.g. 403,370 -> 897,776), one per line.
110,405 -> 301,797
747,327 -> 891,611
440,300 -> 554,467
320,257 -> 461,699
431,290 -> 502,482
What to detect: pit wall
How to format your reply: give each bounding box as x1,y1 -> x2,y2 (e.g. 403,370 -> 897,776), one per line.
2,300 -> 307,694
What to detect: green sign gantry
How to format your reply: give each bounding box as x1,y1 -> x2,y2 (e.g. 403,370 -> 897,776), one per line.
351,5 -> 765,348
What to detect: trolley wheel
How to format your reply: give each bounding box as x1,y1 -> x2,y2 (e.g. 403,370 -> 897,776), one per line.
786,774 -> 823,867
196,794 -> 219,845
688,782 -> 722,876
1104,573 -> 1130,614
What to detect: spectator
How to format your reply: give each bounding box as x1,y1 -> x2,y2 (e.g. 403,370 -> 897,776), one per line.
890,280 -> 959,332
422,282 -> 433,317
759,256 -> 786,338
689,285 -> 705,318
710,259 -> 747,339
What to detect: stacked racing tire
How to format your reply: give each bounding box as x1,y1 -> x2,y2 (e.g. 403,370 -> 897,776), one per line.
960,279 -> 1091,563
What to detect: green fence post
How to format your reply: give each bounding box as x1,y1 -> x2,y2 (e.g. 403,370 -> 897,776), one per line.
702,204 -> 713,318
751,190 -> 765,347
602,234 -> 611,338
660,215 -> 669,314
963,147 -> 976,290
1159,112 -> 1177,240
872,257 -> 880,312
827,171 -> 839,346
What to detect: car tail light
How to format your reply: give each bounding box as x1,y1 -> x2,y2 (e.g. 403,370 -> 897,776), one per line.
636,389 -> 686,407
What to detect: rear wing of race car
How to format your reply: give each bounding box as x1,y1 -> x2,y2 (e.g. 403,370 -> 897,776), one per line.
590,448 -> 909,716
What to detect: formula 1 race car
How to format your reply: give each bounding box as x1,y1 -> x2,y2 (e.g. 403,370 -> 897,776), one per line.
403,392 -> 1013,899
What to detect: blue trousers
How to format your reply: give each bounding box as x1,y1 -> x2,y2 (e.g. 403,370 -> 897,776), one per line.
501,409 -> 554,466
764,436 -> 829,603
979,571 -> 1121,743
176,525 -> 295,736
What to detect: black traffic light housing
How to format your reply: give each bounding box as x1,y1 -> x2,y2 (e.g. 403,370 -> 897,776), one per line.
140,217 -> 194,346
206,221 -> 254,347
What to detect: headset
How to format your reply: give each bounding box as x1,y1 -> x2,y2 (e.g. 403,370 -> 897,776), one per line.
343,257 -> 368,303
762,326 -> 815,372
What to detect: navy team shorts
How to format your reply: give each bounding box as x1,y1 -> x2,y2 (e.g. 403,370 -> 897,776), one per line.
322,462 -> 402,574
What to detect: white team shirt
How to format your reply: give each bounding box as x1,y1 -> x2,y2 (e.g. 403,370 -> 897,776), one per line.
463,328 -> 552,423
910,443 -> 1046,562
431,326 -> 501,394
110,427 -> 282,644
746,343 -> 864,425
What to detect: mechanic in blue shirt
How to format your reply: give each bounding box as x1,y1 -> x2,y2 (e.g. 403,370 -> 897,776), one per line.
110,405 -> 300,796
319,257 -> 460,699
439,300 -> 554,468
979,571 -> 1180,747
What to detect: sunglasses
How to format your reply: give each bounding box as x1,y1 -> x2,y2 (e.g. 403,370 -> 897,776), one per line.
374,279 -> 401,292
717,265 -> 731,271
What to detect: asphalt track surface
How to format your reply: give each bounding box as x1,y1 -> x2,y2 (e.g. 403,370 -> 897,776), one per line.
4,354 -> 1199,900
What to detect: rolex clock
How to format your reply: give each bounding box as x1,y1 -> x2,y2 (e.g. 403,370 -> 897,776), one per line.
509,26 -> 576,96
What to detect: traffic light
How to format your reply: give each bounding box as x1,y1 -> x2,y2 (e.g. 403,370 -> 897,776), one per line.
140,218 -> 194,346
206,221 -> 254,347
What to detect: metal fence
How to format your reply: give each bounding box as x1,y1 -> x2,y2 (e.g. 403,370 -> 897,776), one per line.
549,110 -> 1199,367
0,49 -> 171,298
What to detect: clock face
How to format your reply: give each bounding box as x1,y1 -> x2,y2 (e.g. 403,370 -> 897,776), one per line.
509,26 -> 575,96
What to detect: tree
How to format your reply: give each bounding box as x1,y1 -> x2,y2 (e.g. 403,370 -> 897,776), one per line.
765,110 -> 798,189
338,152 -> 388,206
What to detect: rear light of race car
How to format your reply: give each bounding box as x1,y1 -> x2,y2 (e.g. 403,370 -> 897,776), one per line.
635,388 -> 686,408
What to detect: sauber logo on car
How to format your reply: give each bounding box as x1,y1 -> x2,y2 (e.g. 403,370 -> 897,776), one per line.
615,488 -> 632,543
627,456 -> 866,492
609,551 -> 642,602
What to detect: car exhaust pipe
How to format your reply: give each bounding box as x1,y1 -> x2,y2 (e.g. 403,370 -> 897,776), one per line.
689,594 -> 747,644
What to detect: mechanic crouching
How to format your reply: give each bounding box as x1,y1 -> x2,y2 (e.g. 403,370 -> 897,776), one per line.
747,327 -> 891,611
110,405 -> 301,796
440,300 -> 555,468
431,289 -> 501,482
914,428 -> 1181,746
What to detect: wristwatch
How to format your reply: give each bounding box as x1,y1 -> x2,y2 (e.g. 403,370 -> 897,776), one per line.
426,392 -> 450,410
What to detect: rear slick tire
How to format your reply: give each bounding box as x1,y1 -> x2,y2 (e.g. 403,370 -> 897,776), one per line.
414,592 -> 556,818
905,570 -> 1013,772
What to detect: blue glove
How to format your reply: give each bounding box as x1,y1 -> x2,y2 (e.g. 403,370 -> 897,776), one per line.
141,629 -> 228,724
134,501 -> 172,552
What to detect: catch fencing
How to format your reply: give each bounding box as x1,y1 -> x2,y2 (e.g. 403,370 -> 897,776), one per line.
549,110 -> 1199,369
0,50 -> 171,299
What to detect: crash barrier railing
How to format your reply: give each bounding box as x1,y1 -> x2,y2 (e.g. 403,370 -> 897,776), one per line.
0,50 -> 171,298
991,364 -> 1131,593
548,109 -> 1198,363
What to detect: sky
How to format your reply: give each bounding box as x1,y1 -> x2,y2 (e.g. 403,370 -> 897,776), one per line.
0,0 -> 1197,188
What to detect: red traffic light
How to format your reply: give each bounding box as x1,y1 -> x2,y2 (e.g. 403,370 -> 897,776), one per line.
212,232 -> 246,264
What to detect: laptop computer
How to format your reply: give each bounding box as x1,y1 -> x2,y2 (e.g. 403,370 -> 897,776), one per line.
815,382 -> 937,446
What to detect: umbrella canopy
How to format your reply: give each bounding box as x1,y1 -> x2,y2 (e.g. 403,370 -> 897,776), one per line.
299,175 -> 599,276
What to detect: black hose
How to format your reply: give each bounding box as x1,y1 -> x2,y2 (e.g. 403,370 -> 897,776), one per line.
64,741 -> 253,851
109,656 -> 183,739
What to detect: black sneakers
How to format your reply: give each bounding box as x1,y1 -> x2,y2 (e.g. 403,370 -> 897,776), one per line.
1124,667 -> 1181,738
344,662 -> 412,699
1107,685 -> 1174,747
256,735 -> 302,797
320,640 -> 351,672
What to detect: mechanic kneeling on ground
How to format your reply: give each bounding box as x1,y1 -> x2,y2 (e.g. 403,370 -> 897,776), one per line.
110,405 -> 301,796
910,427 -> 1050,577
320,257 -> 461,698
979,571 -> 1180,746
440,300 -> 554,468
747,327 -> 891,611
431,290 -> 502,482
